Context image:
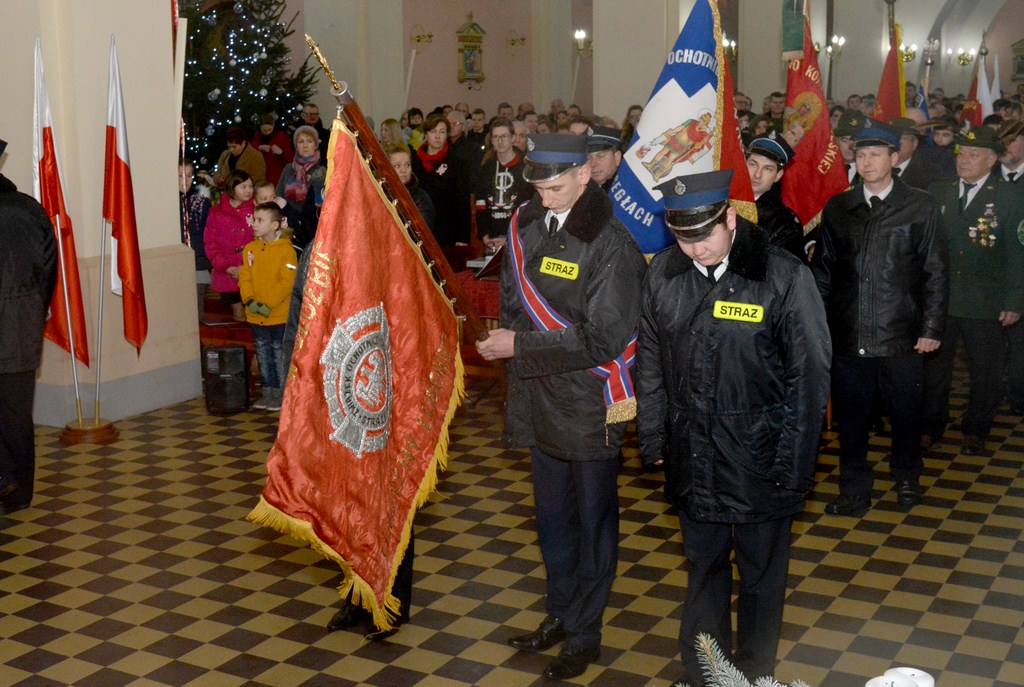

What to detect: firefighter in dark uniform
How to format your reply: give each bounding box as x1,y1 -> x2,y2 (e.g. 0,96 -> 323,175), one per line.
475,134 -> 646,682
745,132 -> 806,261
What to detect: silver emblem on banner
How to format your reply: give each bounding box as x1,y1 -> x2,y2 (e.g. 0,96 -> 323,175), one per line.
320,303 -> 392,458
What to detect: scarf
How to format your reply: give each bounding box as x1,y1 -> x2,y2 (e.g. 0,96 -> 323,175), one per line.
416,143 -> 449,174
284,151 -> 321,204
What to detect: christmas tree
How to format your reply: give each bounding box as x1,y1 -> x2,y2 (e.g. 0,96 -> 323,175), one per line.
678,635 -> 812,687
181,0 -> 319,168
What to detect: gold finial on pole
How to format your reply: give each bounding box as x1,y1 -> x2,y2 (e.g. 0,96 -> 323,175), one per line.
305,34 -> 352,106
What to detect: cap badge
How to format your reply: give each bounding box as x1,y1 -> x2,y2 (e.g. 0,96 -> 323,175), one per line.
586,126 -> 594,136
527,138 -> 535,151
674,179 -> 687,195
966,130 -> 976,140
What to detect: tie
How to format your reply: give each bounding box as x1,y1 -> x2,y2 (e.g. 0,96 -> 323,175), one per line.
548,216 -> 559,236
892,167 -> 902,179
870,195 -> 882,210
705,263 -> 721,284
1009,172 -> 1018,183
960,183 -> 976,213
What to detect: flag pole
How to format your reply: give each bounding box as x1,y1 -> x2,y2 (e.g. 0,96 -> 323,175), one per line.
61,218 -> 118,445
305,35 -> 488,342
53,215 -> 84,426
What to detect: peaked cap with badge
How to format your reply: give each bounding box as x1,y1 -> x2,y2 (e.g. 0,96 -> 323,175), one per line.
852,117 -> 901,149
833,110 -> 865,138
958,126 -> 1006,154
587,126 -> 622,153
656,169 -> 734,242
522,133 -> 589,183
747,131 -> 795,168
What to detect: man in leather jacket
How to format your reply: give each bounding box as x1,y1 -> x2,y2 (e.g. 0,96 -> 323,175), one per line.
745,132 -> 806,261
0,138 -> 58,513
476,134 -> 646,682
811,119 -> 948,516
636,169 -> 830,686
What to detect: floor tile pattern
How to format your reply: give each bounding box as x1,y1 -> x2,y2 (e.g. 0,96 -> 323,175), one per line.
1,374 -> 1022,687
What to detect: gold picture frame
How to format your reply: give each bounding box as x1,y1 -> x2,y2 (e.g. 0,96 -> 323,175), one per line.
457,13 -> 486,84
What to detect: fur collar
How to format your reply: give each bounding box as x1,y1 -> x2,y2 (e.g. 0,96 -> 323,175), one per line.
517,180 -> 612,243
664,216 -> 769,282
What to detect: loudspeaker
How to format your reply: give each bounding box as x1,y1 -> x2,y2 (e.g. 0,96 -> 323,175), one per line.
203,346 -> 249,414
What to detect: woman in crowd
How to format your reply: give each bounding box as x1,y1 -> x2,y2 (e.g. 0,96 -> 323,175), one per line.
410,113 -> 470,251
276,125 -> 327,249
252,114 -> 293,186
379,119 -> 408,152
213,126 -> 266,189
204,170 -> 255,321
387,145 -> 435,231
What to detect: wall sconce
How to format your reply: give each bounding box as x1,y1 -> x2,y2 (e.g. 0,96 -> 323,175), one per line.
722,33 -> 737,62
922,38 -> 940,67
506,30 -> 526,55
826,34 -> 844,58
410,24 -> 433,49
574,29 -> 592,58
899,42 -> 918,62
955,47 -> 976,66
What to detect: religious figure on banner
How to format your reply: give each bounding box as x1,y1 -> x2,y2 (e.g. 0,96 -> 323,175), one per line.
635,112 -> 715,183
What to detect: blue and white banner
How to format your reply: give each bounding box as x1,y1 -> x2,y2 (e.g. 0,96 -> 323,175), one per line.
610,0 -> 752,254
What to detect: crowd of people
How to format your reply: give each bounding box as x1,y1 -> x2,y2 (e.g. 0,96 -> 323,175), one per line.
173,85 -> 1024,686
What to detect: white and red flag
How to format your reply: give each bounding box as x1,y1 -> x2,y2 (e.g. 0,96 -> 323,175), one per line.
104,36 -> 147,352
33,38 -> 90,366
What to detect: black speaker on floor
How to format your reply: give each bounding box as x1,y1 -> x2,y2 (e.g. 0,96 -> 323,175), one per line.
203,346 -> 249,414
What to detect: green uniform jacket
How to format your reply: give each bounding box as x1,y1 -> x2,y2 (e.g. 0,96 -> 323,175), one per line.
928,175 -> 1024,319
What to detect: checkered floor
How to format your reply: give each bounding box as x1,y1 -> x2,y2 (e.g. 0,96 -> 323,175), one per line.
2,371 -> 1022,687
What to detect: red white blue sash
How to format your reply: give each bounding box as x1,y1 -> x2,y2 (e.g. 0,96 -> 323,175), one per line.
507,205 -> 637,424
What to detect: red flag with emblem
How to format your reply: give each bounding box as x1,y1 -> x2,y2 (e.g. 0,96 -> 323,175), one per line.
781,16 -> 849,229
247,117 -> 463,630
960,70 -> 982,128
33,38 -> 89,367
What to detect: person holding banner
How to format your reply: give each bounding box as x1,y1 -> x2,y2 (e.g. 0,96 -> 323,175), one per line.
0,138 -> 58,513
635,169 -> 830,686
475,134 -> 645,682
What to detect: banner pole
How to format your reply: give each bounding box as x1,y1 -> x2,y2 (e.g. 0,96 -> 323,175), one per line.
53,215 -> 84,426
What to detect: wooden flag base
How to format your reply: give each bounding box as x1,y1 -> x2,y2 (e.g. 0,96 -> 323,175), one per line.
60,419 -> 119,446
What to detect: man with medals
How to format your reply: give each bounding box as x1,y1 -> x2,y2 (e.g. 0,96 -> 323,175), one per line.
475,134 -> 646,682
634,169 -> 831,686
921,126 -> 1024,455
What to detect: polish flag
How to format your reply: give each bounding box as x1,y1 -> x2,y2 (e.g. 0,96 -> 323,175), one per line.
33,38 -> 90,366
104,36 -> 147,352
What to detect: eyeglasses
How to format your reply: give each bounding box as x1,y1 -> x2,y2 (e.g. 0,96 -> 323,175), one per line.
492,134 -> 512,142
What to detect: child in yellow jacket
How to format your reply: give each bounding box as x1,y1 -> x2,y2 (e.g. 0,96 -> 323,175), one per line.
238,203 -> 297,411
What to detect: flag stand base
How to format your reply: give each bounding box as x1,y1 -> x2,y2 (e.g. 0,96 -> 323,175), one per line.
60,419 -> 119,446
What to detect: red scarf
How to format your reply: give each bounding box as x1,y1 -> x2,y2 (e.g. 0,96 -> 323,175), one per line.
416,143 -> 449,174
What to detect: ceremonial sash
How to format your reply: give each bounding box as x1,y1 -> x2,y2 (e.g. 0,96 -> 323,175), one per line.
507,206 -> 637,424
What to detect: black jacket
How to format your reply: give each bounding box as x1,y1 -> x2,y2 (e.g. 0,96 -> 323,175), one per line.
0,174 -> 57,373
501,181 -> 646,460
812,180 -> 948,357
636,219 -> 831,522
756,183 -> 805,262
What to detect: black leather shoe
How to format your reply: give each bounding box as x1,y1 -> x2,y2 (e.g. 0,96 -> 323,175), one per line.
543,645 -> 600,681
920,434 -> 936,453
895,479 -> 922,509
961,435 -> 984,455
326,602 -> 370,632
824,493 -> 871,516
508,615 -> 566,652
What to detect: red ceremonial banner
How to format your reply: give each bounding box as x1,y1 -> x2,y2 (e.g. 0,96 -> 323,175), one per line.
247,119 -> 464,630
873,24 -> 906,122
781,18 -> 849,230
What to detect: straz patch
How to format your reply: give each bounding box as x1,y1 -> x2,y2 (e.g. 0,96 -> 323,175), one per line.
713,300 -> 764,323
539,257 -> 579,280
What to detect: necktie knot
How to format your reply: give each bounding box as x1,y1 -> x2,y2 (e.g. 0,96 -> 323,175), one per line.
869,195 -> 883,210
892,166 -> 902,179
705,263 -> 722,284
1008,172 -> 1018,182
960,182 -> 976,213
548,216 -> 559,236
